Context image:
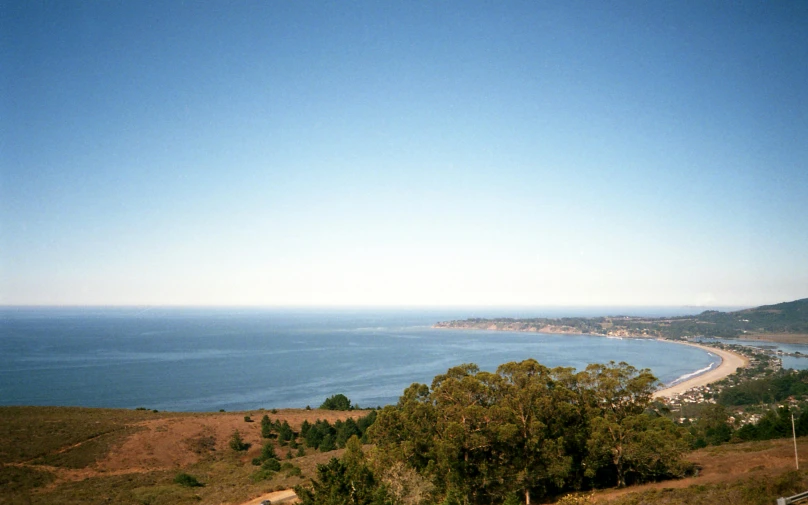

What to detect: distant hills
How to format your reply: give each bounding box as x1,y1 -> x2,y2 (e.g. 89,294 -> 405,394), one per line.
433,298 -> 808,340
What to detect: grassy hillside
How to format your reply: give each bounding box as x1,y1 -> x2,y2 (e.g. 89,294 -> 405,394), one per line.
4,407 -> 808,505
0,406 -> 364,505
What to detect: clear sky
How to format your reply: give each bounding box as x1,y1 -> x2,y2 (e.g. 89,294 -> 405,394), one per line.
1,1 -> 806,307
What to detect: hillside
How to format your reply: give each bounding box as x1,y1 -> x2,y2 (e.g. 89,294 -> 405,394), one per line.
5,407 -> 808,505
433,298 -> 808,342
0,406 -> 364,505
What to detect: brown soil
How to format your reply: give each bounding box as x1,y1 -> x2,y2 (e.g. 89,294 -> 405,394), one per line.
594,437 -> 808,502
99,409 -> 361,474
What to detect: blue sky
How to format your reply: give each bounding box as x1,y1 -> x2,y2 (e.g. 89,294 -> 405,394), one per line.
2,1 -> 807,307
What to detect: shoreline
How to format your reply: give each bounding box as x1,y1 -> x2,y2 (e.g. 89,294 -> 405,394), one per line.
652,341 -> 749,398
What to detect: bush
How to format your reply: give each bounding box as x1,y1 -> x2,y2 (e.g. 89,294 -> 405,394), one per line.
244,415 -> 253,422
251,469 -> 275,482
262,458 -> 281,471
229,430 -> 250,451
174,472 -> 203,487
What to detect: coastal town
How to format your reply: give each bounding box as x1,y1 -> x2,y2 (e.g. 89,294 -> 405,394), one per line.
656,341 -> 789,427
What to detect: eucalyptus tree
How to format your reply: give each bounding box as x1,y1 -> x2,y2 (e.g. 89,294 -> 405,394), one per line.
496,360 -> 584,504
429,364 -> 510,505
579,361 -> 687,487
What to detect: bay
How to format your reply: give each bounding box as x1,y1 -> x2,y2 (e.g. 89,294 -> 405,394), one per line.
1,307 -> 719,412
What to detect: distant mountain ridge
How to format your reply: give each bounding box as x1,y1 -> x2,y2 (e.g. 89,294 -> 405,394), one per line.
433,298 -> 808,340
696,297 -> 808,334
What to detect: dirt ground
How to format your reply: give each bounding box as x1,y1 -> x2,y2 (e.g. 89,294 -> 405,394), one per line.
594,437 -> 808,502
98,409 -> 362,474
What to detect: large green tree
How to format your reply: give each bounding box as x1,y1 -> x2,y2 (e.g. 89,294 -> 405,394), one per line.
371,359 -> 691,503
579,361 -> 689,488
496,360 -> 576,504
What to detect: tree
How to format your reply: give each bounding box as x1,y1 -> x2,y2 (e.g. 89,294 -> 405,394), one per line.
496,360 -> 577,504
278,420 -> 295,445
580,362 -> 662,488
428,364 -> 512,505
296,444 -> 391,505
321,394 -> 353,411
689,404 -> 732,447
320,433 -> 337,452
261,414 -> 274,438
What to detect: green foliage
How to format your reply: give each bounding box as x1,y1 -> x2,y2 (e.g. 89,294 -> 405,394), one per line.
251,468 -> 276,482
229,430 -> 250,452
296,451 -> 391,505
688,404 -> 732,448
0,463 -> 56,493
301,413 -> 377,452
262,458 -> 281,471
370,359 -> 690,505
173,472 -> 203,487
261,442 -> 278,461
261,414 -> 274,438
319,433 -> 337,452
244,415 -> 253,422
321,394 -> 353,411
278,420 -> 294,445
719,369 -> 808,406
735,407 -> 808,442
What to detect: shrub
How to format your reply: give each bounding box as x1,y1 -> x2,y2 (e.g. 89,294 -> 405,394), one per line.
262,458 -> 281,471
251,469 -> 275,482
244,415 -> 253,422
229,430 -> 250,452
174,473 -> 203,487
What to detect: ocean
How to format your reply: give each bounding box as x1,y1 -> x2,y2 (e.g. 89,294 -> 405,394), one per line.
1,306 -> 722,412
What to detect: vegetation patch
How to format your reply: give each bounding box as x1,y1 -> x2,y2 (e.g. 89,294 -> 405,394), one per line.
0,463 -> 56,493
32,426 -> 142,469
0,406 -> 167,464
600,470 -> 808,505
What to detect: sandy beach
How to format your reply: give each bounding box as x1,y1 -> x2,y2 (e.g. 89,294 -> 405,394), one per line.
652,341 -> 749,398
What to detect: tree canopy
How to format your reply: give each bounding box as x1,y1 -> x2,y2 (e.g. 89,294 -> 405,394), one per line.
368,359 -> 691,505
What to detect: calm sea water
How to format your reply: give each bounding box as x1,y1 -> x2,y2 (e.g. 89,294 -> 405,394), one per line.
1,307 -> 721,412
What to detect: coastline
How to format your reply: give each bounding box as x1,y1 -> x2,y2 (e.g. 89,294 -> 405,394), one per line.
652,341 -> 749,399
432,323 -> 751,397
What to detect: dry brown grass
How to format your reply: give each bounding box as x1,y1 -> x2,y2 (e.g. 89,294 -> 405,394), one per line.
0,406 -> 367,505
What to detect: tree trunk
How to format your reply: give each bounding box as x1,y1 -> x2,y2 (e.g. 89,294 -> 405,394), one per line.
616,464 -> 626,488
525,488 -> 531,505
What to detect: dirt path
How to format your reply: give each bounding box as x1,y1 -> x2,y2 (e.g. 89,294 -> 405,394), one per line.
238,488 -> 298,505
